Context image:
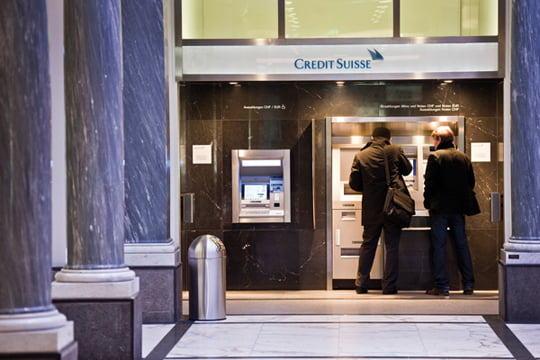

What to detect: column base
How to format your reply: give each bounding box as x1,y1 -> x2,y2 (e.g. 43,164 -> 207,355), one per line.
0,314 -> 76,359
500,248 -> 540,264
125,241 -> 182,323
53,297 -> 141,360
52,278 -> 141,360
499,251 -> 540,322
0,341 -> 77,360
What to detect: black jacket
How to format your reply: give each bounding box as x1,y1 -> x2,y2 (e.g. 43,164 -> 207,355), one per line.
423,142 -> 476,214
351,138 -> 412,225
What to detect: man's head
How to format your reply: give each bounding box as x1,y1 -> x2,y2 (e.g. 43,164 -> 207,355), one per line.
431,126 -> 454,147
372,126 -> 391,140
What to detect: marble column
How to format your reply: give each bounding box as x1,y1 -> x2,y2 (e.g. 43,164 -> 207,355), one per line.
0,1 -> 76,358
51,1 -> 141,359
499,0 -> 540,322
122,0 -> 182,323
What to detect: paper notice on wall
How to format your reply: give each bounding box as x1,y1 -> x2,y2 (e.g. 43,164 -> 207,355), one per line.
192,145 -> 212,164
471,142 -> 491,162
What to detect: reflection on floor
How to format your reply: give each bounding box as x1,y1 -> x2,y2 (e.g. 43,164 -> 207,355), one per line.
142,290 -> 539,360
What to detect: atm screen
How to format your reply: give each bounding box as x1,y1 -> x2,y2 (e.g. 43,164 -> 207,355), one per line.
242,184 -> 268,201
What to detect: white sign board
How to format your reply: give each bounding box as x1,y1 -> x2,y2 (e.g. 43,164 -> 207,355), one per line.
471,142 -> 491,162
192,145 -> 212,164
182,43 -> 498,77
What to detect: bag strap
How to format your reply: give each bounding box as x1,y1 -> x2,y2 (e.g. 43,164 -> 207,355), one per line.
383,146 -> 391,187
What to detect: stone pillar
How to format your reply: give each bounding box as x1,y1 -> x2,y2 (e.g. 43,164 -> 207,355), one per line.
122,0 -> 182,323
499,0 -> 540,323
0,1 -> 77,358
51,1 -> 141,359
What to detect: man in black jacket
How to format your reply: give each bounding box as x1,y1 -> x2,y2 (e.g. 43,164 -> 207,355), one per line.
350,127 -> 412,294
424,126 -> 477,296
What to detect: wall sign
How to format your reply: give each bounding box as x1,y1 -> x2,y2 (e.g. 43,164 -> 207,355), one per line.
380,103 -> 460,112
192,145 -> 212,164
471,142 -> 491,162
182,43 -> 498,79
243,104 -> 286,111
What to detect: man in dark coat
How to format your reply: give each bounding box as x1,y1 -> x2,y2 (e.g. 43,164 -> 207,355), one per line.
424,126 -> 477,296
350,127 -> 412,294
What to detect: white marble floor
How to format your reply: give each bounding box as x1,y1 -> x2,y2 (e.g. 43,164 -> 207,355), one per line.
142,315 -> 540,359
506,324 -> 540,358
142,291 -> 539,360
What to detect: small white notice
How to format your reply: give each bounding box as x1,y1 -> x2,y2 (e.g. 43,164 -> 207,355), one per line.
471,142 -> 491,162
192,145 -> 212,164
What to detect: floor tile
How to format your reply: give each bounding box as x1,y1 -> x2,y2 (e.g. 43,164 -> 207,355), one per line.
166,323 -> 262,358
201,314 -> 486,324
162,315 -> 514,359
418,323 -> 513,358
507,324 -> 540,358
142,324 -> 174,358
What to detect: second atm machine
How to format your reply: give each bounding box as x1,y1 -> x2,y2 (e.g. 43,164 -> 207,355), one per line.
329,116 -> 464,288
232,149 -> 291,223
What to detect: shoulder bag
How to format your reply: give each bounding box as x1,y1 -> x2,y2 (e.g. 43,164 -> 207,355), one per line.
382,147 -> 415,228
349,168 -> 363,192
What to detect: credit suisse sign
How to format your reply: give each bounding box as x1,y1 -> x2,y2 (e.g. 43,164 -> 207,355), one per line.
181,43 -> 498,78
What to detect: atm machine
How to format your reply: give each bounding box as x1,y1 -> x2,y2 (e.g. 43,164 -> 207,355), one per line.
232,149 -> 291,223
329,116 -> 464,288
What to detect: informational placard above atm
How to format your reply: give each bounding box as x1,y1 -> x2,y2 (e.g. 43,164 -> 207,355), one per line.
181,43 -> 498,80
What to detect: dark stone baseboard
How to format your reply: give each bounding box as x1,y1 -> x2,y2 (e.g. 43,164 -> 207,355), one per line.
131,265 -> 182,323
0,341 -> 78,360
54,297 -> 141,360
499,262 -> 540,323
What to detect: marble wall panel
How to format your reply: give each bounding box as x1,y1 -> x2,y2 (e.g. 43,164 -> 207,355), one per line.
181,119 -> 223,231
468,230 -> 499,290
123,0 -> 169,243
465,116 -> 500,231
181,84 -> 224,121
223,230 -> 318,290
180,80 -> 502,291
312,119 -> 329,229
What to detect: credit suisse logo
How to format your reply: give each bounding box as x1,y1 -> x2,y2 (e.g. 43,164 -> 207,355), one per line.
293,49 -> 384,71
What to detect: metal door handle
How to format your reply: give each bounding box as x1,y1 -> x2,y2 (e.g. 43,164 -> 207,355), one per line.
490,193 -> 502,222
181,193 -> 194,223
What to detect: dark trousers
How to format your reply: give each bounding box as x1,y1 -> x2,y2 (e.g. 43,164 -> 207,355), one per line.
429,212 -> 474,291
356,221 -> 402,292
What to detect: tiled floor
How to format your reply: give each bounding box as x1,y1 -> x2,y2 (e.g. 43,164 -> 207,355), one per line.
142,291 -> 539,360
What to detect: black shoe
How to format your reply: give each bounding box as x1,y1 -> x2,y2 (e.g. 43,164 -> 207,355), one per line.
426,288 -> 449,296
463,289 -> 474,295
355,287 -> 368,294
382,289 -> 398,295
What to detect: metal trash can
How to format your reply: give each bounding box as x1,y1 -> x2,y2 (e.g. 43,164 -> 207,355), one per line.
188,234 -> 226,320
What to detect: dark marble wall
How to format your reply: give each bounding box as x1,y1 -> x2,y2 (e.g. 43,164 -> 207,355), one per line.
0,0 -> 53,312
123,0 -> 170,243
181,80 -> 503,290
